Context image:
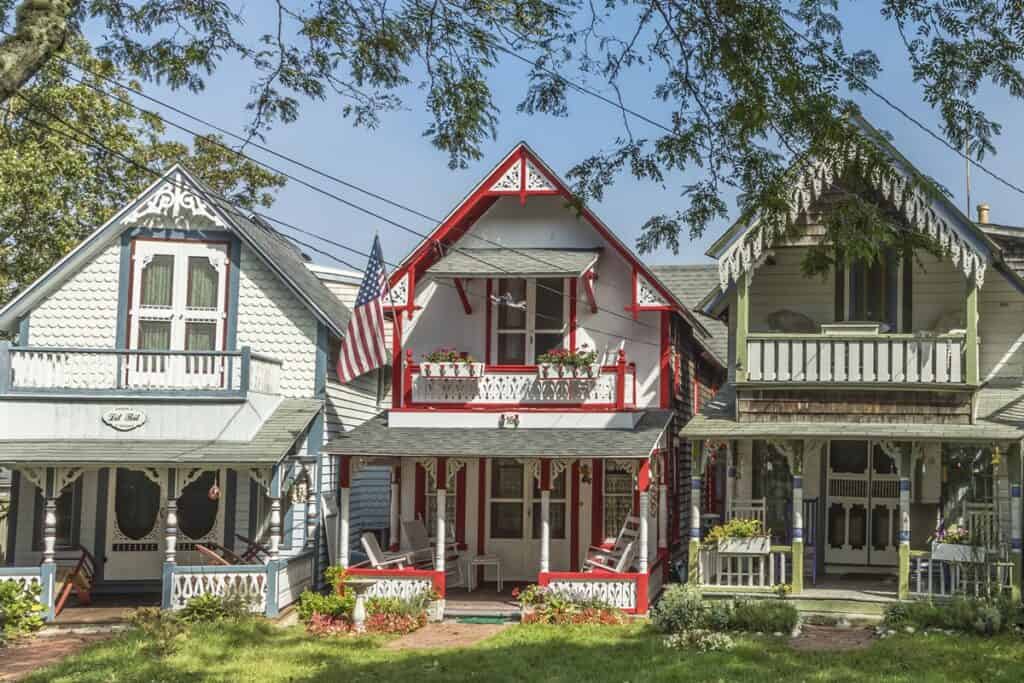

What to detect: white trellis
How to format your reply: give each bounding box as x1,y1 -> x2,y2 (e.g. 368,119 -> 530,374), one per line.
170,569 -> 268,612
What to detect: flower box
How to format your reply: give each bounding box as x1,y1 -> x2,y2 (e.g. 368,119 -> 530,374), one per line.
931,542 -> 986,564
536,363 -> 600,380
717,536 -> 771,555
420,361 -> 485,379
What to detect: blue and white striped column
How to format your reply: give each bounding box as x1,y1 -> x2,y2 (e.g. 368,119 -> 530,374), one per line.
688,440 -> 702,584
898,469 -> 911,599
1011,481 -> 1021,602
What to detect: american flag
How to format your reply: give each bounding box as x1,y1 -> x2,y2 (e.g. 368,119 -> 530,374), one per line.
337,236 -> 389,383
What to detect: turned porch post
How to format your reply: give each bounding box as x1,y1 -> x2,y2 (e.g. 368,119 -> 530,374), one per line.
638,459 -> 651,574
161,469 -> 180,610
791,442 -> 804,594
539,460 -> 552,574
41,469 -> 57,568
688,440 -> 703,584
1009,443 -> 1022,602
898,447 -> 912,600
435,458 -> 448,572
269,463 -> 283,563
389,463 -> 402,550
658,452 -> 669,556
339,456 -> 351,568
305,462 -> 318,550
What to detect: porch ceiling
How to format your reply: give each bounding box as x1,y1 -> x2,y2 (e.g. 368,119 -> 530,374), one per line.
323,409 -> 672,458
680,384 -> 1024,442
0,398 -> 320,465
425,248 -> 601,279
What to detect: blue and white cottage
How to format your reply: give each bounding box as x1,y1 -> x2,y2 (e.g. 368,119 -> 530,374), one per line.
0,167 -> 387,620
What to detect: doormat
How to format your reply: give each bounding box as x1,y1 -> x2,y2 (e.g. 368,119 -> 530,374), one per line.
456,616 -> 512,624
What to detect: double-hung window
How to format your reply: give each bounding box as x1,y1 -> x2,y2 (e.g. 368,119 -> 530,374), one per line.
837,249 -> 912,332
494,277 -> 567,364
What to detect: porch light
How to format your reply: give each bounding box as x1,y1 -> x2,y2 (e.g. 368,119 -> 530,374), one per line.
580,463 -> 592,484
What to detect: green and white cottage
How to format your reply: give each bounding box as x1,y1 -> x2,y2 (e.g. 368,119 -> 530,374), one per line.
683,119 -> 1024,609
0,167 -> 390,620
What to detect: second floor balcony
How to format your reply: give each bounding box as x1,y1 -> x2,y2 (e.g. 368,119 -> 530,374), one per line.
743,329 -> 972,386
0,343 -> 282,398
400,350 -> 638,410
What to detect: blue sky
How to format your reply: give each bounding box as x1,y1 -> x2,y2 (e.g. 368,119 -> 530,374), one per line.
87,2 -> 1024,272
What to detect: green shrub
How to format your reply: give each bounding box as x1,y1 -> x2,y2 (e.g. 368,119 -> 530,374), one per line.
883,596 -> 1022,635
178,592 -> 254,624
651,585 -> 712,633
129,607 -> 186,657
297,589 -> 354,622
0,580 -> 45,642
729,599 -> 798,633
664,629 -> 736,653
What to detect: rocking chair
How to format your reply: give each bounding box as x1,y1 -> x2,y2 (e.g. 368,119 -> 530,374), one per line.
584,515 -> 640,573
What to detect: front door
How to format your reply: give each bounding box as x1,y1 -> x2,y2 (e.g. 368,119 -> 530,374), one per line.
485,460 -> 571,580
826,441 -> 900,567
105,468 -> 165,580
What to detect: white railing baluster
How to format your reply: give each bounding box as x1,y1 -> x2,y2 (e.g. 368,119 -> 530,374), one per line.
777,340 -> 791,381
748,340 -> 762,381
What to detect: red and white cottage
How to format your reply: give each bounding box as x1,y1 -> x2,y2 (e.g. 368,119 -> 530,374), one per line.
324,144 -> 724,614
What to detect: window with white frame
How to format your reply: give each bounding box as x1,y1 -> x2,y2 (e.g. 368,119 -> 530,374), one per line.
490,460 -> 525,539
494,277 -> 567,364
603,463 -> 633,539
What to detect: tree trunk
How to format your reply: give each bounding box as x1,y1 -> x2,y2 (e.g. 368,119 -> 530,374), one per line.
0,0 -> 79,104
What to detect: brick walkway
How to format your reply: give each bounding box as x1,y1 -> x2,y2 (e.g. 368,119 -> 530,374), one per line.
385,622 -> 510,651
789,625 -> 875,652
1,633 -> 115,682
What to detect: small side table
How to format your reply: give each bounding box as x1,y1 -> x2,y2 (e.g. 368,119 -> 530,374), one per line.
468,555 -> 502,593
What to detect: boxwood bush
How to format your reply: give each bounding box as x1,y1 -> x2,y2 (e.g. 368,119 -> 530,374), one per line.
651,585 -> 798,634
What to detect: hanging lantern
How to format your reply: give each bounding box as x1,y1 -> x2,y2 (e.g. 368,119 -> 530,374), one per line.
992,445 -> 1002,467
208,482 -> 221,501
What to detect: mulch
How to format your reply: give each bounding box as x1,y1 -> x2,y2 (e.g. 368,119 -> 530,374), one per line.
789,624 -> 875,652
384,622 -> 510,651
1,632 -> 115,682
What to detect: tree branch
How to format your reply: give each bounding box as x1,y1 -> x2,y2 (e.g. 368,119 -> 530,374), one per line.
0,0 -> 79,104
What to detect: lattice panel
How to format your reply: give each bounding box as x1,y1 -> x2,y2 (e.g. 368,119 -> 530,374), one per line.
547,579 -> 637,610
412,372 -> 617,404
170,571 -> 268,612
364,578 -> 434,600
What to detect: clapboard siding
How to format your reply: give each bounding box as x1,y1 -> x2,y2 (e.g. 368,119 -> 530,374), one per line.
749,247 -> 835,332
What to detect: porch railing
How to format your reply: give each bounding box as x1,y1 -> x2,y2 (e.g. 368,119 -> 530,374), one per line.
537,556 -> 667,615
745,333 -> 970,385
908,552 -> 1016,598
697,545 -> 792,589
0,343 -> 282,397
0,565 -> 55,621
405,358 -> 638,409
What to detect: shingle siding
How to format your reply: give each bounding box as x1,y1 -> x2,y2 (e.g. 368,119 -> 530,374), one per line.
237,245 -> 319,398
28,244 -> 120,348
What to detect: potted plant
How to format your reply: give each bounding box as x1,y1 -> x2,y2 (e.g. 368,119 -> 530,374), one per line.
704,518 -> 771,555
930,524 -> 986,563
420,348 -> 485,379
537,345 -> 600,379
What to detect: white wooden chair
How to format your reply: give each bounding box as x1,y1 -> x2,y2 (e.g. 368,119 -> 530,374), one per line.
360,532 -> 414,569
584,541 -> 636,573
584,515 -> 640,572
727,498 -> 767,526
401,519 -> 464,586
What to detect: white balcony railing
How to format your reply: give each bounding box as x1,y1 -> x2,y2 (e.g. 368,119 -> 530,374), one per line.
744,333 -> 969,385
404,352 -> 637,409
0,343 -> 281,397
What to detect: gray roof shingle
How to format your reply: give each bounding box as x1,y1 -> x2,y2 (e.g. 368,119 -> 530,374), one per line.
324,409 -> 674,458
679,384 -> 1024,441
650,264 -> 728,362
427,248 -> 601,278
0,399 -> 321,465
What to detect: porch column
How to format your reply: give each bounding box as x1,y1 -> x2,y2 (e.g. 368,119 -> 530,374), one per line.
638,459 -> 651,574
161,469 -> 179,610
40,469 -> 58,621
658,453 -> 669,555
269,463 -> 283,563
791,443 -> 804,594
305,462 -> 318,551
539,461 -> 551,574
389,464 -> 401,550
339,456 -> 351,568
688,440 -> 703,584
435,458 -> 448,572
898,448 -> 912,600
1009,443 -> 1022,602
966,277 -> 979,385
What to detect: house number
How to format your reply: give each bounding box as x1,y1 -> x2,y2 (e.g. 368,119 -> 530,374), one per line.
102,407 -> 148,432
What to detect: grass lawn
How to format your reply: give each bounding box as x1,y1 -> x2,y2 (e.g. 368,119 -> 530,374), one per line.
23,621 -> 1024,683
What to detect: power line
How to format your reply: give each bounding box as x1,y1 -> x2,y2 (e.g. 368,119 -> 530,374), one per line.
37,54 -> 657,332
13,90 -> 663,347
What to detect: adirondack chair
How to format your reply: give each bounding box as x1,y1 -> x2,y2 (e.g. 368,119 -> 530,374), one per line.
401,519 -> 457,568
584,541 -> 636,573
53,546 -> 95,617
584,515 -> 640,572
361,532 -> 415,569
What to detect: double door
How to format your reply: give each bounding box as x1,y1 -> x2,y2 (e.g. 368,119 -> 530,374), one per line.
485,460 -> 571,579
826,441 -> 900,567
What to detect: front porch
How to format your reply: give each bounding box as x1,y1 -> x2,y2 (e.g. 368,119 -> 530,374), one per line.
325,428 -> 678,615
684,435 -> 1023,603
